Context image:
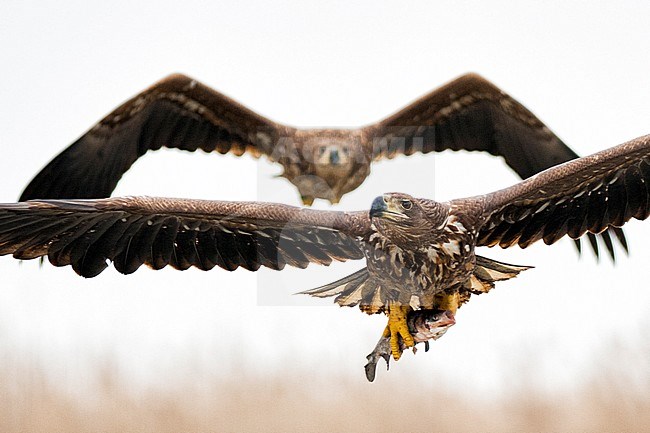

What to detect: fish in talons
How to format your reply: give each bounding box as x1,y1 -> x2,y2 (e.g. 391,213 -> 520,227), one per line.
364,308 -> 456,382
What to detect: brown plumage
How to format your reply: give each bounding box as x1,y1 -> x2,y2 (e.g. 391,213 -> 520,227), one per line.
2,134 -> 649,316
18,72 -> 625,259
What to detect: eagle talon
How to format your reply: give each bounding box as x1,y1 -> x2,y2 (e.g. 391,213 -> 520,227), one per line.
364,335 -> 392,382
301,195 -> 315,206
385,303 -> 414,360
364,308 -> 457,381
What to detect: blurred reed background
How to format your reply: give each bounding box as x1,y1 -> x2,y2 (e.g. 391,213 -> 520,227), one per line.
2,322 -> 650,433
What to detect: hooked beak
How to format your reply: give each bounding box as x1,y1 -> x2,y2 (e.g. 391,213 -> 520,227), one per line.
369,195 -> 406,220
329,149 -> 340,165
369,196 -> 386,217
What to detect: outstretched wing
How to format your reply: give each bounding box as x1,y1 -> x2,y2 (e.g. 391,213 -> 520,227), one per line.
367,73 -> 576,174
464,134 -> 650,253
0,197 -> 370,278
365,72 -> 626,259
20,74 -> 294,201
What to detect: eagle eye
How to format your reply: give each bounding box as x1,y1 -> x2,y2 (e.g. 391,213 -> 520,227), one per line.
400,199 -> 412,210
318,146 -> 327,155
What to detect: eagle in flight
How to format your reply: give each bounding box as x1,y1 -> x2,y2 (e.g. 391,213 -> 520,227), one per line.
2,134 -> 648,376
19,72 -> 626,258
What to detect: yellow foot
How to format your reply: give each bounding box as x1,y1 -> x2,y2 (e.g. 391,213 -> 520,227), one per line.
434,292 -> 460,314
382,303 -> 414,360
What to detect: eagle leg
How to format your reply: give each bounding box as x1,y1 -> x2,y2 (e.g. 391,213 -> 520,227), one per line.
434,292 -> 460,314
383,302 -> 414,360
300,195 -> 315,206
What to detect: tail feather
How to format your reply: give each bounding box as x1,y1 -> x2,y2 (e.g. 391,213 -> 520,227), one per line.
299,268 -> 372,307
300,268 -> 386,314
300,256 -> 532,311
469,255 -> 532,294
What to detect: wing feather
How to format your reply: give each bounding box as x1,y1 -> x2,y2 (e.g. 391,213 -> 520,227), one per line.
368,73 -> 577,175
467,134 -> 650,254
0,197 -> 370,277
20,74 -> 293,201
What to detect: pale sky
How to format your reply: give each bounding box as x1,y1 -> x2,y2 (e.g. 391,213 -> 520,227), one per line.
0,1 -> 649,397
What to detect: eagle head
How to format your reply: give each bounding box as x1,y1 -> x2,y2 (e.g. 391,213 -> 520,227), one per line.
369,193 -> 449,247
283,130 -> 371,205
